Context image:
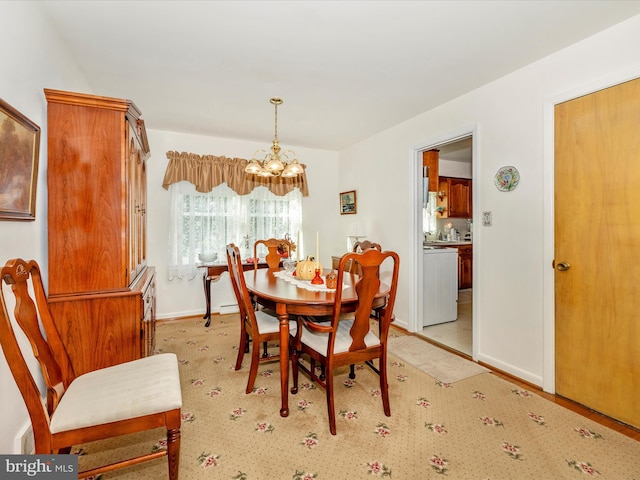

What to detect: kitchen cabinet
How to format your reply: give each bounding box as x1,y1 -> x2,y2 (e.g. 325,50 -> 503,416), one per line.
436,177 -> 472,218
457,244 -> 473,289
45,88 -> 155,376
422,149 -> 440,192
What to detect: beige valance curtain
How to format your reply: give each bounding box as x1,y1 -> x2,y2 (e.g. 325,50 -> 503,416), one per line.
162,151 -> 309,197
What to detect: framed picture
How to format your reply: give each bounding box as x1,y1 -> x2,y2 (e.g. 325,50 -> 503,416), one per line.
0,98 -> 40,220
339,190 -> 357,215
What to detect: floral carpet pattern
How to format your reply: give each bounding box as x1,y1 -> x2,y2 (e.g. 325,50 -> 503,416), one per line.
77,315 -> 639,479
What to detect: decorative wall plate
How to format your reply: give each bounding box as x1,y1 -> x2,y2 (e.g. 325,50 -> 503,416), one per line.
494,166 -> 520,192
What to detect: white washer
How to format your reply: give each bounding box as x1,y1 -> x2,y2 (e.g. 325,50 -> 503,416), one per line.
423,247 -> 458,326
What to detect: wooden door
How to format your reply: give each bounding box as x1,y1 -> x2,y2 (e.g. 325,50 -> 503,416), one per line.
554,77 -> 640,428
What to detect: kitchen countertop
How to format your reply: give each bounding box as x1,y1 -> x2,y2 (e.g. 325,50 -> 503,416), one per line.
424,241 -> 472,247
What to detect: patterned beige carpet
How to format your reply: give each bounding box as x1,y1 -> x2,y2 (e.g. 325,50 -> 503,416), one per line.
77,315 -> 639,479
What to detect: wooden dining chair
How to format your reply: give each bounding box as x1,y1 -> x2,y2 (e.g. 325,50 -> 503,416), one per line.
341,240 -> 382,276
253,238 -> 292,269
226,244 -> 297,394
352,240 -> 382,253
290,249 -> 400,435
0,258 -> 182,479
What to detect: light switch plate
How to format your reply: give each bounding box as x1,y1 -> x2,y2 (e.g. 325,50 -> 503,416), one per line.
482,211 -> 492,226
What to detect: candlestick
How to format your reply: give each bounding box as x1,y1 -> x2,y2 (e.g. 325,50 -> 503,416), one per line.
311,267 -> 324,285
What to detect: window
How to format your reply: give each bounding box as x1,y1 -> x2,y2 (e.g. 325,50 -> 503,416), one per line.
423,191 -> 437,236
168,181 -> 302,280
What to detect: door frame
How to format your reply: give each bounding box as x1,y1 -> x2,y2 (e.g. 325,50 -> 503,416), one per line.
409,125 -> 479,360
542,66 -> 640,393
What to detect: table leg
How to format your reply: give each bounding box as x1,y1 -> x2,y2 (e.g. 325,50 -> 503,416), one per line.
276,303 -> 290,417
203,273 -> 212,327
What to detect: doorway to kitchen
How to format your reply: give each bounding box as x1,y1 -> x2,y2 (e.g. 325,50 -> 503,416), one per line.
415,134 -> 474,357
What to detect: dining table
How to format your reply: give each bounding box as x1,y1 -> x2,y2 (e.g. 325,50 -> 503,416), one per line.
243,267 -> 390,417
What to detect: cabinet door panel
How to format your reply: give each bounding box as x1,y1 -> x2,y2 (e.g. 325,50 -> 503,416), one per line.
436,177 -> 472,218
458,246 -> 473,289
449,178 -> 472,218
47,106 -> 127,294
49,295 -> 139,377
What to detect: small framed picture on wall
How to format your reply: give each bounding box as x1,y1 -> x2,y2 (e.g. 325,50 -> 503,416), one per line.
0,98 -> 41,220
339,190 -> 357,215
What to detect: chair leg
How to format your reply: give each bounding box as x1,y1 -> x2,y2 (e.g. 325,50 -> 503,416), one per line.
325,366 -> 337,435
290,348 -> 299,394
349,364 -> 355,379
166,426 -> 181,480
235,323 -> 248,371
262,341 -> 269,358
380,352 -> 391,417
310,358 -> 317,381
246,336 -> 261,394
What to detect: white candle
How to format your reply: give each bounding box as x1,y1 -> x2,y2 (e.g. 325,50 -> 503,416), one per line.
297,230 -> 301,259
316,231 -> 319,268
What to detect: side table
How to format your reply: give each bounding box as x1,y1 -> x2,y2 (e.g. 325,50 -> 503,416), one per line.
198,261 -> 271,327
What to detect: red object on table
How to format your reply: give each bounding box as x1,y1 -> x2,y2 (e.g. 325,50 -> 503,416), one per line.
310,268 -> 324,285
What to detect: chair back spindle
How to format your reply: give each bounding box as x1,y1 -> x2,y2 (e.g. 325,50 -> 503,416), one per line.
0,259 -> 70,438
334,250 -> 398,352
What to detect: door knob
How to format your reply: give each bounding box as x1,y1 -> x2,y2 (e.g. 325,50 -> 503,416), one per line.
556,262 -> 570,271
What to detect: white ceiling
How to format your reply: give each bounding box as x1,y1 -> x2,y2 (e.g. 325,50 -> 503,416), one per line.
40,1 -> 640,151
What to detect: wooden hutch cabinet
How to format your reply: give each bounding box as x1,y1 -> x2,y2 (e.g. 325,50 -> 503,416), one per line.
45,89 -> 156,376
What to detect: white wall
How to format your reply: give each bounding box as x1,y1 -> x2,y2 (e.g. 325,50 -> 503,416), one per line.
146,129 -> 340,319
439,159 -> 472,179
338,14 -> 640,388
0,1 -> 94,454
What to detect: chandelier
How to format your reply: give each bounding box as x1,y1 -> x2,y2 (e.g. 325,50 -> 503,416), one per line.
245,97 -> 304,178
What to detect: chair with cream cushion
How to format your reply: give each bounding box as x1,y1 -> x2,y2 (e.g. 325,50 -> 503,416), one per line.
0,258 -> 182,480
227,244 -> 297,394
290,249 -> 400,435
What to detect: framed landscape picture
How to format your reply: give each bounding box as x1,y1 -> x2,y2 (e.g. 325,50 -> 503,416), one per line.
340,190 -> 356,215
0,98 -> 40,220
